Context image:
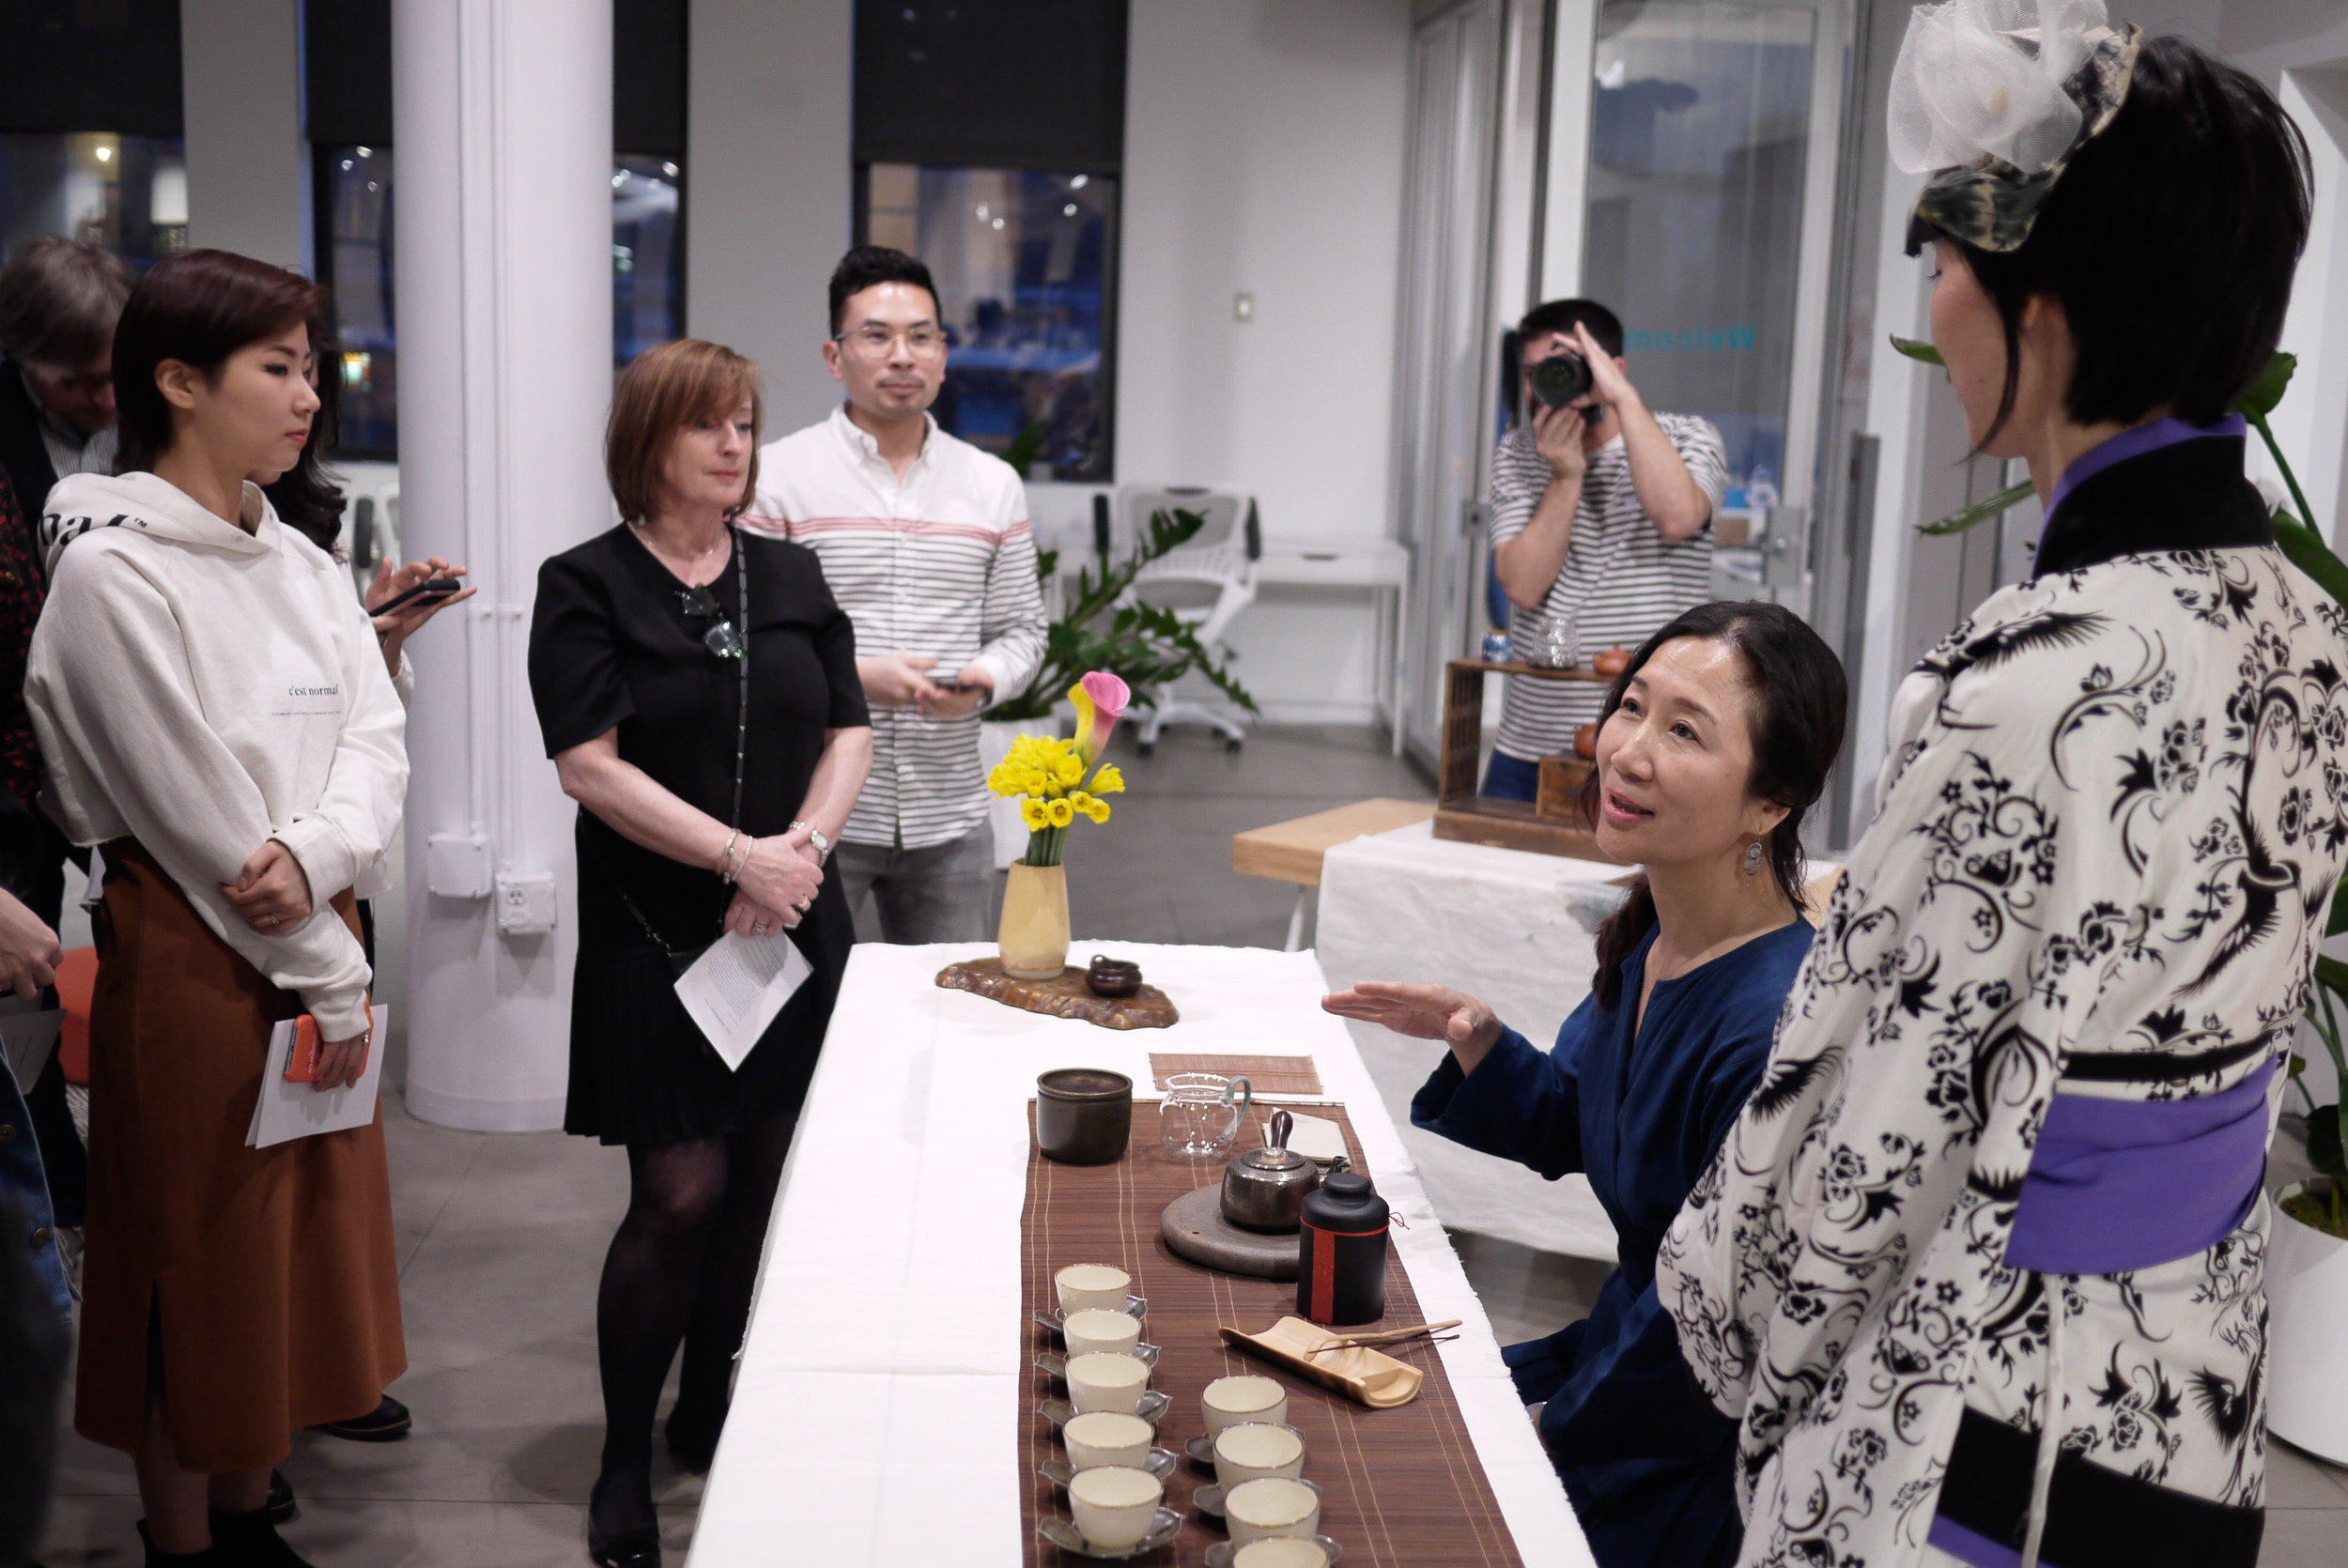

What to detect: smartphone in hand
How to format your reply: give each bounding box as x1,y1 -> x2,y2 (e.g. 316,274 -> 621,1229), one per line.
374,578 -> 463,616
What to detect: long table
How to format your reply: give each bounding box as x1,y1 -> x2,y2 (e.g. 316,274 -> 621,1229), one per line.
687,941 -> 1592,1567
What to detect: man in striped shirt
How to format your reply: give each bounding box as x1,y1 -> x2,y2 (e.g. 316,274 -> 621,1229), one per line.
743,247 -> 1045,941
1485,299 -> 1727,799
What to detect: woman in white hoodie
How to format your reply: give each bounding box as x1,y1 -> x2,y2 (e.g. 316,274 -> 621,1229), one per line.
24,249 -> 408,1568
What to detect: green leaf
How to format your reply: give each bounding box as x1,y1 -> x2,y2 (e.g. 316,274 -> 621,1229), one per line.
1916,480 -> 2035,537
1889,335 -> 1944,366
2330,874 -> 2348,938
2233,351 -> 2296,420
2310,1102 -> 2348,1179
2315,953 -> 2348,999
1000,419 -> 1049,478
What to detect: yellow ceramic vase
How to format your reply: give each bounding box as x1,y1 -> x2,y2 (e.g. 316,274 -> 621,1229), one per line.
999,860 -> 1071,979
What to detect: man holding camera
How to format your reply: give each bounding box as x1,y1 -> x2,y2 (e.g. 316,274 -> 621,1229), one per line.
1483,299 -> 1726,800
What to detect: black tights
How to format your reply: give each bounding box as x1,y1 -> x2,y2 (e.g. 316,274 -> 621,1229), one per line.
590,1111 -> 797,1533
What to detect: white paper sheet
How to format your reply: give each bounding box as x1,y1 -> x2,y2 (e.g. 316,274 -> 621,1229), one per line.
246,1006 -> 388,1148
0,996 -> 62,1093
674,930 -> 811,1070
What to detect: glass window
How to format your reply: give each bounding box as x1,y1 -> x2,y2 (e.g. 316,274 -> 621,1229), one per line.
318,144 -> 397,457
1582,0 -> 1817,510
612,157 -> 683,366
861,163 -> 1116,483
313,144 -> 687,458
0,131 -> 190,272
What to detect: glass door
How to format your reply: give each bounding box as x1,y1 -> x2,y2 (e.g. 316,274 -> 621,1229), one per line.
1578,0 -> 1847,606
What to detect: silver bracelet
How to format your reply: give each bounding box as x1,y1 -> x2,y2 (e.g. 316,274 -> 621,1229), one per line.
717,829 -> 740,883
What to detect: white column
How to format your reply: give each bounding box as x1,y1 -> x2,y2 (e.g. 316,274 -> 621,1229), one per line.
179,0 -> 306,268
394,0 -> 612,1130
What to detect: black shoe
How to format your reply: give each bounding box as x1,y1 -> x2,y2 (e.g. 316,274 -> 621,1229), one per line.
307,1392 -> 410,1442
662,1400 -> 726,1474
588,1472 -> 661,1568
137,1520 -> 219,1565
263,1468 -> 297,1527
586,1524 -> 661,1568
206,1505 -> 316,1568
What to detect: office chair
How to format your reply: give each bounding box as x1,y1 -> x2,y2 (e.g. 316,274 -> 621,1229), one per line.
1116,484 -> 1259,755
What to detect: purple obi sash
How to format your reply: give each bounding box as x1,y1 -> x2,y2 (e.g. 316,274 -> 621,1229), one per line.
2003,1058 -> 2274,1275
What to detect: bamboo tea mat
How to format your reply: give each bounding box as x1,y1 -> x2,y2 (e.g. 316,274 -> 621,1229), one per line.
1148,1053 -> 1324,1098
1021,1101 -> 1525,1565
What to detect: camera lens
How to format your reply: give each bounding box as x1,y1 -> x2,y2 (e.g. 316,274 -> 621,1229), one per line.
1528,352 -> 1591,409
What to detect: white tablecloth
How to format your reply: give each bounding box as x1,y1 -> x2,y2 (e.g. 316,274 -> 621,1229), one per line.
1315,821 -> 1636,1261
687,941 -> 1592,1568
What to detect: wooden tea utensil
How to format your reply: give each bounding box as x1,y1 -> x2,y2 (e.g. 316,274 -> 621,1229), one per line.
1217,1315 -> 1426,1408
1306,1318 -> 1461,1354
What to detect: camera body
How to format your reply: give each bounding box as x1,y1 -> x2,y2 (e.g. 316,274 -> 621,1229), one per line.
1526,351 -> 1593,411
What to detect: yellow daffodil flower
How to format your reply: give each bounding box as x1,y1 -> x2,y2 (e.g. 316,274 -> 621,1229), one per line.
1082,797 -> 1111,823
1046,798 -> 1075,827
1090,764 -> 1124,795
1021,798 -> 1051,830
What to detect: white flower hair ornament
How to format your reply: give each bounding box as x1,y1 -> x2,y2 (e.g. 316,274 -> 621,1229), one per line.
1890,0 -> 2140,254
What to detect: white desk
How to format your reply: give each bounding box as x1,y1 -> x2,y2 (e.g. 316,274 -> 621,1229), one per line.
687,941 -> 1591,1567
1253,539 -> 1411,754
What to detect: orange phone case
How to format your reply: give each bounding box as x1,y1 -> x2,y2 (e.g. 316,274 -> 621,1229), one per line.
283,1013 -> 371,1083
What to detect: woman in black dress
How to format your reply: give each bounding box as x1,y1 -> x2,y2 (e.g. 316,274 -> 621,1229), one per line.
528,340 -> 872,1568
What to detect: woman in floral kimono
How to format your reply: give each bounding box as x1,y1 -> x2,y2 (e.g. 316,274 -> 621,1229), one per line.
1657,8 -> 2343,1568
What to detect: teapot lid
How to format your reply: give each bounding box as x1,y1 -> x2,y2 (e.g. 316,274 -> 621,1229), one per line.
1233,1145 -> 1315,1174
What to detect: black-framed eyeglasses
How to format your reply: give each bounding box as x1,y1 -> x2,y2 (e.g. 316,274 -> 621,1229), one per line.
677,586 -> 745,660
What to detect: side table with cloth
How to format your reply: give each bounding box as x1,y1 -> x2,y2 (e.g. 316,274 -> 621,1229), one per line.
1316,819 -> 1633,1260
687,941 -> 1593,1568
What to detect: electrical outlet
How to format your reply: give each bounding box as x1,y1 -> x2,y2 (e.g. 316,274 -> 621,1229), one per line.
494,869 -> 559,935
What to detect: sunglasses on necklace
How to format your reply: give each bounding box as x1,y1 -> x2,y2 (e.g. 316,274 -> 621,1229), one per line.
676,585 -> 745,660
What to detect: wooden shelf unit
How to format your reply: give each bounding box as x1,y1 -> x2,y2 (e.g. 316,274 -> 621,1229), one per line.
1433,658 -> 1623,863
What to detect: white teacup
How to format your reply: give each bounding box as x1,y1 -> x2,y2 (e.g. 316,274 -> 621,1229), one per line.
1235,1539 -> 1334,1568
1063,1409 -> 1155,1472
1066,1351 -> 1151,1415
1201,1374 -> 1287,1436
1213,1422 -> 1305,1488
1069,1464 -> 1163,1550
1225,1477 -> 1321,1545
1064,1308 -> 1142,1358
1056,1263 -> 1132,1314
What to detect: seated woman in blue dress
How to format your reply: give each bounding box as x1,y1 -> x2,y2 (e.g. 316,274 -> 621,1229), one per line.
1323,600 -> 1846,1568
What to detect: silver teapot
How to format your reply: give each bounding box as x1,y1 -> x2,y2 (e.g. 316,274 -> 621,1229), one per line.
1220,1109 -> 1342,1233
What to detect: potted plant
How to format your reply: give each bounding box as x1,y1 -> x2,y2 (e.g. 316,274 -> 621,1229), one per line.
1895,338 -> 2348,1456
986,671 -> 1130,978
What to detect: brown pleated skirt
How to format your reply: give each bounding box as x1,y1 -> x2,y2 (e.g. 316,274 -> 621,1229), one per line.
74,840 -> 405,1472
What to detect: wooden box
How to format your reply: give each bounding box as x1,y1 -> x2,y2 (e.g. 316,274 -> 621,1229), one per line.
1433,658 -> 1621,863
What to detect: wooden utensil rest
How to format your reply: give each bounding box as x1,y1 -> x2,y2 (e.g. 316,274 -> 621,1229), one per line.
1434,657 -> 1621,861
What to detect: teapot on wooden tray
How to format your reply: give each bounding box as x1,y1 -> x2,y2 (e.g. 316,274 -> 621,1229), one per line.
1221,1109 -> 1344,1233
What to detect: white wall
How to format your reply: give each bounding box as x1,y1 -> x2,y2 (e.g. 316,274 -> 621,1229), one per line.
179,0 -> 307,269
680,0 -> 1416,724
685,0 -> 854,432
1116,0 -> 1413,721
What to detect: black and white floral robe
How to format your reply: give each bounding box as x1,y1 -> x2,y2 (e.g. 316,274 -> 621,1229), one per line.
1657,430 -> 2348,1568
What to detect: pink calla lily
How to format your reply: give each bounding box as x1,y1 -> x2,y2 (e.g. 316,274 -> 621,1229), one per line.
1070,670 -> 1130,764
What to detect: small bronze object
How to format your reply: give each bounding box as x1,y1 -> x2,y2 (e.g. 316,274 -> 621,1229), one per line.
1036,1068 -> 1133,1165
1086,954 -> 1143,998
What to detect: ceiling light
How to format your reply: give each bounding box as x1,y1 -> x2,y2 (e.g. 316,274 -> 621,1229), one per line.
357,146 -> 373,158
95,146 -> 113,162
1063,203 -> 1077,216
976,204 -> 990,220
662,161 -> 678,177
992,217 -> 1005,230
1070,175 -> 1088,189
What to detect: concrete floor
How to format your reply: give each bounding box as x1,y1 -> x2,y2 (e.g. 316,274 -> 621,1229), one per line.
38,723 -> 2348,1565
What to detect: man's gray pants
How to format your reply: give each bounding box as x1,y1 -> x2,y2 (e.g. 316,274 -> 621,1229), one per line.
835,824 -> 996,944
